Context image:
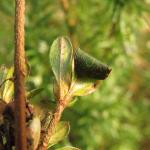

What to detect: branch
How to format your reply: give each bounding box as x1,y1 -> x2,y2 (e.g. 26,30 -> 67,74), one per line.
37,2 -> 78,149
14,0 -> 27,149
37,100 -> 68,150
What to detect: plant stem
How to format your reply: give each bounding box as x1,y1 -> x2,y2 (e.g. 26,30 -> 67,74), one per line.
37,101 -> 67,150
14,0 -> 27,149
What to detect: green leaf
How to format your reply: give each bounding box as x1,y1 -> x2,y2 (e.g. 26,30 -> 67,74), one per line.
70,80 -> 100,96
53,79 -> 60,101
0,65 -> 6,98
2,67 -> 14,103
56,146 -> 80,150
27,88 -> 43,99
0,65 -> 6,84
74,48 -> 111,80
50,37 -> 74,100
68,97 -> 78,106
47,121 -> 70,148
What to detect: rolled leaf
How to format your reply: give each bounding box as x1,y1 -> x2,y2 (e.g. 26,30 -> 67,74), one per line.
74,48 -> 111,80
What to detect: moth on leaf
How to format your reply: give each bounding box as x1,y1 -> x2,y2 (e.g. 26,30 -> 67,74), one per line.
68,48 -> 111,97
49,37 -> 111,100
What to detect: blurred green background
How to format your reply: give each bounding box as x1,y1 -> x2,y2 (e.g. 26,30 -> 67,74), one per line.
0,0 -> 150,150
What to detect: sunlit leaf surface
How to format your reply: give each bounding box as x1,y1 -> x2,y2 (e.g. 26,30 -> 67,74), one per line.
48,121 -> 70,148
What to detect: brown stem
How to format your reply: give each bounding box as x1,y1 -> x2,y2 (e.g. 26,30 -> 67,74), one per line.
37,101 -> 67,150
14,0 -> 27,150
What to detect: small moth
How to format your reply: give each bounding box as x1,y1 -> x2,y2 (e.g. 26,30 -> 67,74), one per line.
74,48 -> 111,80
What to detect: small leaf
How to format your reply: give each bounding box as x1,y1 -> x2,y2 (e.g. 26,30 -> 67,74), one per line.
74,48 -> 111,80
48,121 -> 70,148
71,80 -> 100,96
0,65 -> 6,98
56,146 -> 80,150
27,116 -> 41,150
27,88 -> 43,99
50,37 -> 74,100
2,67 -> 14,103
68,97 -> 78,106
0,65 -> 6,84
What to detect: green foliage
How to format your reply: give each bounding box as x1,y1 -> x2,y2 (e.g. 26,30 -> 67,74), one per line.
70,80 -> 99,97
27,88 -> 44,99
50,37 -> 74,100
48,121 -> 70,148
0,66 -> 14,103
56,146 -> 80,150
0,0 -> 150,150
